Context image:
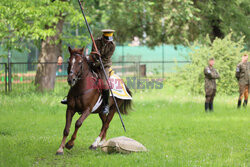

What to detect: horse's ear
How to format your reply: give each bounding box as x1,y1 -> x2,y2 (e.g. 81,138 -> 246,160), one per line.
68,46 -> 72,54
80,47 -> 84,55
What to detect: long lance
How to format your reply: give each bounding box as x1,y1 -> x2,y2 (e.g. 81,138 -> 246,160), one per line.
77,0 -> 126,132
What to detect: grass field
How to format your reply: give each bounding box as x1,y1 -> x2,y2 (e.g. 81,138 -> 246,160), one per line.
0,85 -> 249,166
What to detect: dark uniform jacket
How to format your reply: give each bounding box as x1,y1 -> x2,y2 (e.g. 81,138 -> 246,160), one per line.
248,62 -> 250,85
91,37 -> 116,68
236,62 -> 249,86
204,66 -> 220,95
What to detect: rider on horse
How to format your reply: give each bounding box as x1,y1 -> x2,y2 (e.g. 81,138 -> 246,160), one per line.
61,29 -> 116,115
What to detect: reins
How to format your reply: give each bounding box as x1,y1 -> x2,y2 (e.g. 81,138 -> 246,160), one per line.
68,52 -> 98,97
72,53 -> 89,82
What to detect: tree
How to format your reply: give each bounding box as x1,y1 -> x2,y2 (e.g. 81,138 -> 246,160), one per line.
97,0 -> 249,47
193,0 -> 250,47
172,33 -> 247,95
34,0 -> 69,91
98,0 -> 200,46
0,0 -> 90,91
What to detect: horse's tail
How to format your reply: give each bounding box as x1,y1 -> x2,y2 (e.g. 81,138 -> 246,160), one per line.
119,84 -> 132,115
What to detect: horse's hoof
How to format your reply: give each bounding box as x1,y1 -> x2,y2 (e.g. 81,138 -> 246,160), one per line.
89,145 -> 97,150
56,151 -> 64,155
65,142 -> 74,150
98,140 -> 106,147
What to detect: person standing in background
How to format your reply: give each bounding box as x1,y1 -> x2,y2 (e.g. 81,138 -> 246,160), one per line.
236,54 -> 249,108
57,56 -> 63,73
204,58 -> 220,112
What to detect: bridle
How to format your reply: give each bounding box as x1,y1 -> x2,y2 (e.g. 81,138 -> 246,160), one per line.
67,52 -> 96,96
68,53 -> 87,83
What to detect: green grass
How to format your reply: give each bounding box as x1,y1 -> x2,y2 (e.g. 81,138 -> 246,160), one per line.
0,85 -> 249,167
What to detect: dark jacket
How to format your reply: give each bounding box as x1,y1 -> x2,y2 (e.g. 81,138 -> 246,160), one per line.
204,66 -> 220,95
91,37 -> 116,68
236,62 -> 249,85
248,62 -> 250,85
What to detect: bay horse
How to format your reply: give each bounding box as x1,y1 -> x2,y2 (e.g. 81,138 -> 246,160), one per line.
56,47 -> 132,155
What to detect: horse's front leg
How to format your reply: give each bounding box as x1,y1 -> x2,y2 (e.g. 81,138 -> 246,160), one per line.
65,108 -> 91,150
56,109 -> 75,155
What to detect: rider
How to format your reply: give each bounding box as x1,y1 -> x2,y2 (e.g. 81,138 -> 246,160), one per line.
61,29 -> 116,115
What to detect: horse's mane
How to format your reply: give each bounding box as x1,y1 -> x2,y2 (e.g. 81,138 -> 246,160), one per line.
70,48 -> 88,62
71,48 -> 84,55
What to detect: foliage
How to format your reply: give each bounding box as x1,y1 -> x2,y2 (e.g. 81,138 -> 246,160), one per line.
1,0 -> 249,51
96,0 -> 250,47
99,0 -> 200,46
194,0 -> 250,47
172,33 -> 247,95
0,0 -> 90,52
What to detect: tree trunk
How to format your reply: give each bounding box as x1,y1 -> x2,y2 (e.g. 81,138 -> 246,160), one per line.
35,18 -> 64,91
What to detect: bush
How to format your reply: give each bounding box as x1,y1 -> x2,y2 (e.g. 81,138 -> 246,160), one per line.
173,33 -> 248,95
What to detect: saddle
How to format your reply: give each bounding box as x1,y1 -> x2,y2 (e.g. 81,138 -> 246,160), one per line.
87,57 -> 113,91
87,55 -> 113,77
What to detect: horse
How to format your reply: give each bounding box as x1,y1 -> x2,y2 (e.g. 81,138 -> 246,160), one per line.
56,46 -> 132,155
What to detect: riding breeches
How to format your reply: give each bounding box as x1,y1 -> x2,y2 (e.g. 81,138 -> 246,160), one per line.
100,67 -> 110,89
205,89 -> 216,103
239,84 -> 249,101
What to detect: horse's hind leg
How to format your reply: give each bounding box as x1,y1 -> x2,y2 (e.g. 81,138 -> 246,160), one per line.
56,109 -> 74,155
89,108 -> 115,149
89,99 -> 122,150
89,113 -> 107,150
90,107 -> 116,150
100,108 -> 116,142
65,109 -> 91,150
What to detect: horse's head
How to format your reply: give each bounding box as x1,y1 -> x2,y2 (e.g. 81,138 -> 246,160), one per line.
67,46 -> 85,87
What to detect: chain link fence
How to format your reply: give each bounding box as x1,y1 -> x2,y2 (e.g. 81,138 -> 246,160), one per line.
0,61 -> 190,93
0,63 -> 7,93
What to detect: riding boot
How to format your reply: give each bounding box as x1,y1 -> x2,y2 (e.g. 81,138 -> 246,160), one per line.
209,102 -> 213,111
243,100 -> 248,107
237,100 -> 241,108
61,98 -> 67,105
102,89 -> 110,114
205,102 -> 209,112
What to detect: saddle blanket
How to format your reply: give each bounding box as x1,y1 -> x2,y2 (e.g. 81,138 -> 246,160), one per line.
91,73 -> 132,112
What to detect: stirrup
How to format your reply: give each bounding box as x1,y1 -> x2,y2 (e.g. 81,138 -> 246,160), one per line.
61,97 -> 67,105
